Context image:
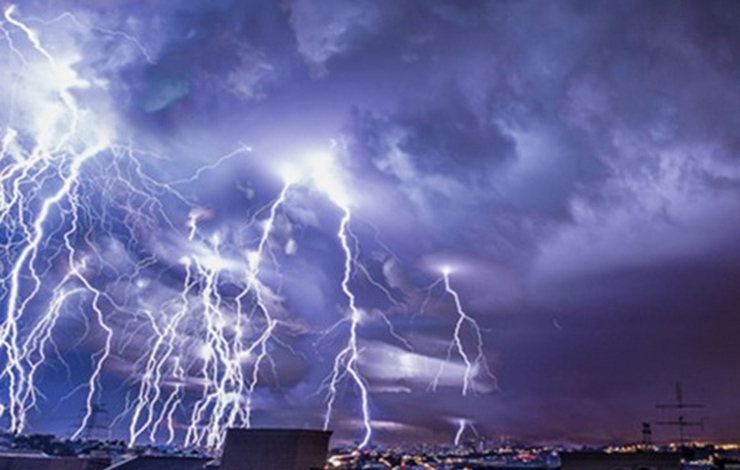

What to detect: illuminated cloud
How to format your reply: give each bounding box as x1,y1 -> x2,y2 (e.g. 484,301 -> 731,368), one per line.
2,0 -> 740,446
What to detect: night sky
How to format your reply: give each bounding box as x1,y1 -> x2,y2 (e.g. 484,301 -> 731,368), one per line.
1,0 -> 740,446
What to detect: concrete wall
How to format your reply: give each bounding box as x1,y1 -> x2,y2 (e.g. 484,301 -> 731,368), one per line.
220,429 -> 331,470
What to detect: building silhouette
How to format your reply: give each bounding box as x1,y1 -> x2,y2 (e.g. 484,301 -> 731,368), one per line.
561,452 -> 681,470
105,455 -> 210,470
0,452 -> 110,470
219,428 -> 332,470
0,428 -> 332,470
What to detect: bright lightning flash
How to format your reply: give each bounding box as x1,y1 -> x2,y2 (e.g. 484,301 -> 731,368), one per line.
430,266 -> 492,396
309,153 -> 372,449
0,4 -> 112,436
454,418 -> 467,446
0,5 -> 494,452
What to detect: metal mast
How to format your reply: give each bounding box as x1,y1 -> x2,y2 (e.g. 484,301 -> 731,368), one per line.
655,382 -> 704,447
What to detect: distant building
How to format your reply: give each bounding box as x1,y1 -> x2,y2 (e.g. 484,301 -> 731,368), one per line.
219,428 -> 332,470
0,453 -> 110,470
561,452 -> 681,470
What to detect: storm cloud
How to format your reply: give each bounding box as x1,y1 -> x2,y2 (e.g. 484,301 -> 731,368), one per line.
1,0 -> 739,446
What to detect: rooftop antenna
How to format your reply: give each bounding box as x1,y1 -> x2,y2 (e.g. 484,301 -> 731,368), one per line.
655,382 -> 704,448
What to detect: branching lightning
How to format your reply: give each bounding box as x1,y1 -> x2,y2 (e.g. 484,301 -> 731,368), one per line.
180,177 -> 294,449
0,4 -> 304,448
279,155 -> 374,448
428,267 -> 493,397
322,196 -> 372,448
0,4 -> 494,451
0,4 -> 112,434
453,418 -> 479,446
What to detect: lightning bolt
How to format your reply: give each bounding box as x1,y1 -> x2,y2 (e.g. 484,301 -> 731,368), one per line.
454,418 -> 467,446
1,4 -> 494,451
306,154 -> 372,449
2,6 -> 212,445
0,4 -> 112,434
453,418 -> 479,447
127,256 -> 194,446
178,177 -> 294,449
241,175 -> 294,429
322,202 -> 372,448
427,267 -> 493,397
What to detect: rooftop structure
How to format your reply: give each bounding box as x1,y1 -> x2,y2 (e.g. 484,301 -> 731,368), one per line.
0,453 -> 110,470
105,455 -> 211,470
561,452 -> 681,470
219,428 -> 332,470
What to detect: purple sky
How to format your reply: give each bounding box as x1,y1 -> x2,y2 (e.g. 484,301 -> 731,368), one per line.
1,0 -> 739,446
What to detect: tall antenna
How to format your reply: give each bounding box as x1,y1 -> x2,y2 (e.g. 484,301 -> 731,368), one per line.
655,382 -> 704,447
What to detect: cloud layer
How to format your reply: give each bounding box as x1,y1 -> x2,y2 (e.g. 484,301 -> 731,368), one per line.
2,0 -> 739,445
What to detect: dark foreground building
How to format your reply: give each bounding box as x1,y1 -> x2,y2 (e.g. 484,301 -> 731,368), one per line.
0,428 -> 331,470
0,453 -> 110,470
105,456 -> 211,470
561,452 -> 681,470
219,428 -> 332,470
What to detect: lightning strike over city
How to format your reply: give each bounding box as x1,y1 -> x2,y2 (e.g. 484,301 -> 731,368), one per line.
2,0 -> 740,458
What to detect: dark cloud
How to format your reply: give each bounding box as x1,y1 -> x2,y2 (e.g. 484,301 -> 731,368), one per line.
2,0 -> 740,447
